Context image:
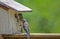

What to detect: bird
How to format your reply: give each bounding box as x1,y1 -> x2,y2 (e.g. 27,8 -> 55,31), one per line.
23,19 -> 30,39
15,14 -> 30,39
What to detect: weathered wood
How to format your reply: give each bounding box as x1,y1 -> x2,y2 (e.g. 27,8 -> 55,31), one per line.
0,0 -> 32,36
0,1 -> 30,34
0,0 -> 32,12
0,7 -> 17,34
0,4 -> 9,11
3,33 -> 60,39
0,4 -> 28,34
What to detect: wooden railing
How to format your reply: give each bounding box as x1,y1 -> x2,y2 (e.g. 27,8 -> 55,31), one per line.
0,33 -> 60,39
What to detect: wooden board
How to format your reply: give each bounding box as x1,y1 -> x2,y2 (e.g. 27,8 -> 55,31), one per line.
0,7 -> 18,34
3,33 -> 60,39
0,0 -> 32,12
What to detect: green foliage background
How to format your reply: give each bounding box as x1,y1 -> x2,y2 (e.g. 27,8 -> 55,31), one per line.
15,0 -> 60,33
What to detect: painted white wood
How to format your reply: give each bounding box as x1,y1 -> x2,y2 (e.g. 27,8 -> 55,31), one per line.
0,0 -> 32,12
0,0 -> 14,2
0,8 -> 17,34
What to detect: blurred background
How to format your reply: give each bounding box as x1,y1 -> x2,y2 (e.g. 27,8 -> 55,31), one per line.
15,0 -> 60,33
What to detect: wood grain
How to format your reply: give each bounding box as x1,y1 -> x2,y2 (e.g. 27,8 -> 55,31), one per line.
0,1 -> 32,12
3,33 -> 60,39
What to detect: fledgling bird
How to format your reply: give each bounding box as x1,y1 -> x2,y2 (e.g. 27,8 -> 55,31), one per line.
15,14 -> 30,39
